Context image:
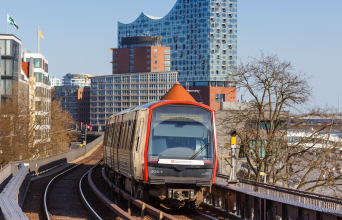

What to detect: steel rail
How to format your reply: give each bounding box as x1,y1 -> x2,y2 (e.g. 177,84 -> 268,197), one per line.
43,147 -> 103,220
79,161 -> 103,220
195,211 -> 220,220
100,167 -> 178,220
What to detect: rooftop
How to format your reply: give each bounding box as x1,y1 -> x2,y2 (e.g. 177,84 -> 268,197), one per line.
161,82 -> 196,102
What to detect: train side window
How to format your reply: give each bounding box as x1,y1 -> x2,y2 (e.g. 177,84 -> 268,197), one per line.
136,118 -> 144,151
129,119 -> 137,150
121,121 -> 130,150
124,120 -> 132,150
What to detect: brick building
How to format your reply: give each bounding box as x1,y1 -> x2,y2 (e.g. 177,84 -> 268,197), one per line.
111,36 -> 171,74
77,88 -> 90,125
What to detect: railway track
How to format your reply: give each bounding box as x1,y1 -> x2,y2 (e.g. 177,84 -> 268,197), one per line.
89,164 -> 221,220
43,147 -> 111,220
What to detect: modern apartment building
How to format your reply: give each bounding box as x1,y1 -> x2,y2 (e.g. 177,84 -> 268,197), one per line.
62,73 -> 92,86
49,76 -> 61,87
0,34 -> 22,103
118,0 -> 237,109
90,71 -> 178,131
21,52 -> 52,143
111,36 -> 171,74
54,85 -> 90,125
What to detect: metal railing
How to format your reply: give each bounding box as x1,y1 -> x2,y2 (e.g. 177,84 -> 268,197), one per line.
216,174 -> 342,212
0,166 -> 30,220
0,134 -> 104,194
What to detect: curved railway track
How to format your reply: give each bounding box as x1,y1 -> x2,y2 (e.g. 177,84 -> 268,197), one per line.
43,148 -> 109,220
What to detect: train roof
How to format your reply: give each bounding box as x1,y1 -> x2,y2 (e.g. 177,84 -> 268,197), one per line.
108,100 -> 213,119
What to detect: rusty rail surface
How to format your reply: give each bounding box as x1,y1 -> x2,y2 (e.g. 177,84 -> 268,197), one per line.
100,167 -> 178,220
216,174 -> 342,212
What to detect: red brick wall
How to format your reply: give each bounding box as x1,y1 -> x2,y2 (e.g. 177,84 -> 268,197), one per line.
134,47 -> 150,72
77,89 -> 90,125
113,48 -> 129,74
112,46 -> 170,74
189,86 -> 237,110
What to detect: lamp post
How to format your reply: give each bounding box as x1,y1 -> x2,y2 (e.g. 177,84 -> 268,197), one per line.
229,131 -> 239,184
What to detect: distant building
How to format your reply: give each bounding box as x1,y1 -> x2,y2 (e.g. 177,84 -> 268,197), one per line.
117,0 -> 238,108
49,76 -> 61,87
62,73 -> 92,86
0,34 -> 22,103
54,85 -> 90,125
111,36 -> 171,74
90,71 -> 178,131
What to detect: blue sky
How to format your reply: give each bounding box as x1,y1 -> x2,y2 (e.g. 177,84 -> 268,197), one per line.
1,0 -> 341,107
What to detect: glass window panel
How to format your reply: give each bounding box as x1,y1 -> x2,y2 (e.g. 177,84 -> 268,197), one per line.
0,60 -> 5,75
5,40 -> 11,55
5,60 -> 12,76
0,40 -> 5,56
34,58 -> 41,68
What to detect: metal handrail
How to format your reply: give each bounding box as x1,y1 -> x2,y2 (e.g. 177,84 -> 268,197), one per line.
217,174 -> 342,203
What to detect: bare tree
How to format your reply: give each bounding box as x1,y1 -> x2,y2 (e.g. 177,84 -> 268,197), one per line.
219,52 -> 342,197
0,81 -> 76,167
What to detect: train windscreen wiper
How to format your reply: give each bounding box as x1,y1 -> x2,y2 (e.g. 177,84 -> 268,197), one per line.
189,130 -> 210,160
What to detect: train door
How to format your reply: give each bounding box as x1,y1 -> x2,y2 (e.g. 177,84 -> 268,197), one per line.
118,111 -> 137,176
128,111 -> 137,176
118,114 -> 130,174
132,109 -> 147,180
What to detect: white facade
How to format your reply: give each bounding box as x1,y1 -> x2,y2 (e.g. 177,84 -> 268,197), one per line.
22,52 -> 52,144
62,73 -> 92,86
90,71 -> 178,131
49,76 -> 61,87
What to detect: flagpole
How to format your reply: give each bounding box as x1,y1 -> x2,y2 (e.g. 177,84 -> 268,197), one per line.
38,26 -> 40,53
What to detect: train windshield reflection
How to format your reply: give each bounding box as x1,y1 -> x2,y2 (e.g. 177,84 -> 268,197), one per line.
148,106 -> 213,162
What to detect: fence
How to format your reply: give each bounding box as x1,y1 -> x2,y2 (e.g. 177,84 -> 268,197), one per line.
0,166 -> 30,220
216,174 -> 342,213
0,134 -> 103,194
0,164 -> 12,193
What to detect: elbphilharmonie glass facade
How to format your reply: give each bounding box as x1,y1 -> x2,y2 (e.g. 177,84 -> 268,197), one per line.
118,0 -> 237,86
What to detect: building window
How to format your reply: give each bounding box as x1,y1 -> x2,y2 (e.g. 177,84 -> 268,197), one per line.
164,55 -> 170,60
147,55 -> 150,58
147,61 -> 150,64
164,67 -> 170,71
153,67 -> 157,70
228,44 -> 232,49
229,3 -> 233,7
147,49 -> 150,52
153,61 -> 157,64
113,51 -> 117,54
113,63 -> 117,66
216,94 -> 225,102
130,68 -> 134,72
147,67 -> 150,70
153,49 -> 157,52
153,55 -> 157,58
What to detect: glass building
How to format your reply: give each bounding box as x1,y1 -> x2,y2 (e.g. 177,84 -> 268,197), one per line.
62,73 -> 92,86
0,34 -> 22,102
118,0 -> 237,86
90,71 -> 178,131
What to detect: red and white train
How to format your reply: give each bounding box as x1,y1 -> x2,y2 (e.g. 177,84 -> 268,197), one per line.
103,100 -> 218,207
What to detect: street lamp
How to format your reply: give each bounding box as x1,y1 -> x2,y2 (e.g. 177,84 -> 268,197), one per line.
229,131 -> 239,184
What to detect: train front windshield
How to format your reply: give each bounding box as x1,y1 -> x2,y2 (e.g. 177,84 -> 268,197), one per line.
148,106 -> 214,163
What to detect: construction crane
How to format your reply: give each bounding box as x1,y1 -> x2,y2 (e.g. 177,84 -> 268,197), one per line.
73,75 -> 89,86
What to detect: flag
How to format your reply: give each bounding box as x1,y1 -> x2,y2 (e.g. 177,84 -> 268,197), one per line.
39,29 -> 44,39
86,125 -> 91,129
81,122 -> 84,125
7,14 -> 18,29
